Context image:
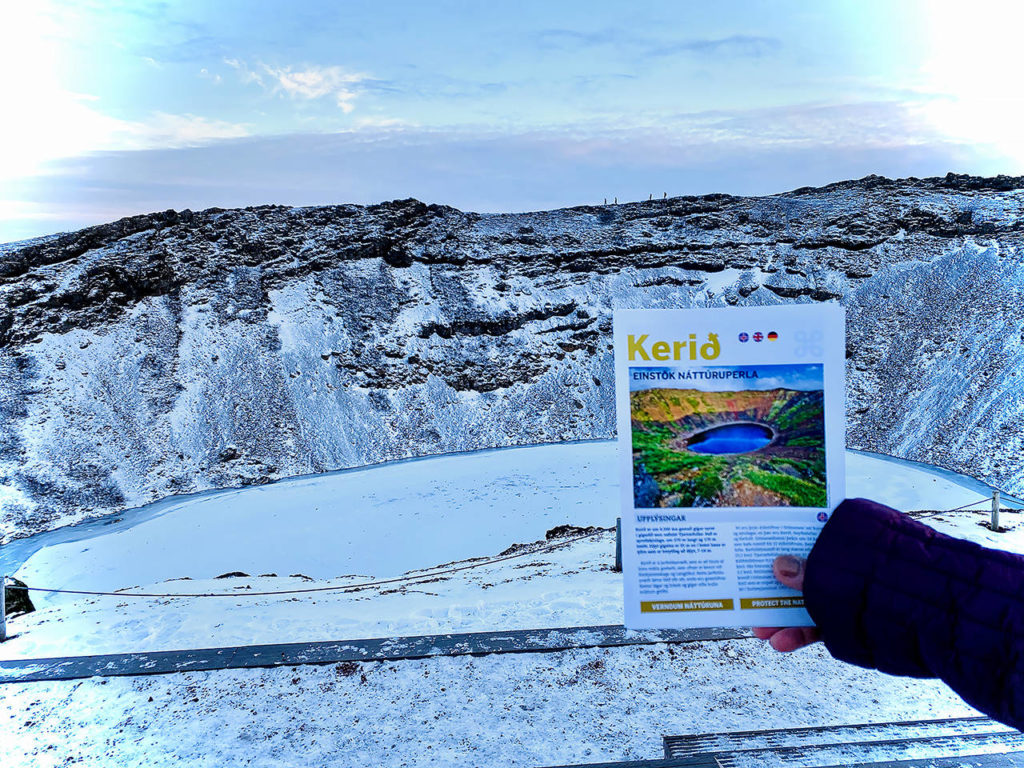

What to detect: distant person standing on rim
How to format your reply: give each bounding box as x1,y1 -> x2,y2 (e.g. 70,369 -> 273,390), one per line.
755,497 -> 1024,730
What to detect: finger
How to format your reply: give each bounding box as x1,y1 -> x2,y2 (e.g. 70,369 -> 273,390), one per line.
751,627 -> 783,640
768,626 -> 821,652
773,555 -> 806,592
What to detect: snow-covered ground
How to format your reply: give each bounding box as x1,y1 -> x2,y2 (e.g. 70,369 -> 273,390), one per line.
2,531 -> 622,659
0,639 -> 977,768
3,440 -> 1019,767
2,442 -> 1019,661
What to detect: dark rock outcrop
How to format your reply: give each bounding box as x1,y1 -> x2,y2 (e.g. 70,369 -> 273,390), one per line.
4,577 -> 35,618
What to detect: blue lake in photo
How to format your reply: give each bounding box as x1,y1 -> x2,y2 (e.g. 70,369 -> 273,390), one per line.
688,423 -> 773,455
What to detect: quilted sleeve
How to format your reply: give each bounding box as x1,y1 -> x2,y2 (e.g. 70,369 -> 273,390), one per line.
804,497 -> 1024,728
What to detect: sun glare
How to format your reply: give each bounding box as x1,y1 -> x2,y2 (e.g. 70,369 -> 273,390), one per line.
919,0 -> 1024,170
0,4 -> 129,182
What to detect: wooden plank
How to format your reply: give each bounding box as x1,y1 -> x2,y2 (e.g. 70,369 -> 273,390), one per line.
664,716 -> 1003,757
0,624 -> 747,683
538,759 -> 714,768
678,731 -> 1024,768
845,751 -> 1024,768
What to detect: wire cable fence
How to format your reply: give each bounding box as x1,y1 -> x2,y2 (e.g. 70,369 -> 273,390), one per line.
907,497 -> 994,520
3,489 -> 1013,602
2,528 -> 612,600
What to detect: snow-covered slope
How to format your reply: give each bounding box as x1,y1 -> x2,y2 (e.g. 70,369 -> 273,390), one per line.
5,174 -> 1024,540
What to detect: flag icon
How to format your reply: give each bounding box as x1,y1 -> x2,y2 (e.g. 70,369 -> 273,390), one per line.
767,331 -> 778,341
753,332 -> 764,342
738,332 -> 749,342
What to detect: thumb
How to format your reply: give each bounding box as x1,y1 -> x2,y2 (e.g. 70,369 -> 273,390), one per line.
773,555 -> 806,592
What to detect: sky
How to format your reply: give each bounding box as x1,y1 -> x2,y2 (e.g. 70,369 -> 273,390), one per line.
3,0 -> 1024,242
630,364 -> 824,393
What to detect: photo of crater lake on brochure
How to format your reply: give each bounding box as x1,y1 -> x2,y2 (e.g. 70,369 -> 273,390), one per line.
630,363 -> 826,509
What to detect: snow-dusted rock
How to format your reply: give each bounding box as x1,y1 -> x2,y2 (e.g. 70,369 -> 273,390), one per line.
3,173 -> 1024,540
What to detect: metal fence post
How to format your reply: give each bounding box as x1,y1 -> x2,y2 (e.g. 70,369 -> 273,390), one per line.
1,575 -> 6,643
993,490 -> 1001,532
614,518 -> 622,572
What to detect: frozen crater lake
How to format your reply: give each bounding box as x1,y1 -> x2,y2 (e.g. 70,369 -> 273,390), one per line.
4,440 -> 1012,607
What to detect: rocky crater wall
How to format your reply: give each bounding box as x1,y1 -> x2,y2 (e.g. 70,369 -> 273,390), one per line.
3,174 -> 1024,540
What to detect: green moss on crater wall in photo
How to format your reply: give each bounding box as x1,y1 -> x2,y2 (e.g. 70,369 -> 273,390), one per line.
630,385 -> 826,508
744,468 -> 826,507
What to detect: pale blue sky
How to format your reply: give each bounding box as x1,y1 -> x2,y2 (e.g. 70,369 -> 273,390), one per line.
3,0 -> 1022,242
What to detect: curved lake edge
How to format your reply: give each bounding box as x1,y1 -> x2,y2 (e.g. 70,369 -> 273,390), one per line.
686,422 -> 776,455
2,440 -> 1019,576
0,439 -> 610,574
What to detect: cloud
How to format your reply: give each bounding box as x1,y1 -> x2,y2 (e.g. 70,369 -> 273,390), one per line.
224,57 -> 262,86
648,35 -> 782,59
5,98 -> 994,243
0,82 -> 249,183
123,112 -> 250,147
351,116 -> 415,129
537,28 -> 781,59
537,28 -> 635,50
226,59 -> 368,112
198,67 -> 222,84
144,35 -> 228,64
0,4 -> 247,182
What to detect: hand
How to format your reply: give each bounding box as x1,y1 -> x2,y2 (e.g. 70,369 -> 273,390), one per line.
751,555 -> 822,652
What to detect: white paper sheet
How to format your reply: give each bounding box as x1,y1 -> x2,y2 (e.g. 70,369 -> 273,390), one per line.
614,305 -> 845,628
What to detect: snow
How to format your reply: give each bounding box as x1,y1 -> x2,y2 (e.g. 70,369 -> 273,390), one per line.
844,449 -> 1011,512
697,267 -> 743,298
0,640 -> 976,768
2,440 -> 1016,767
11,186 -> 1024,549
0,483 -> 30,511
0,531 -> 622,659
2,441 -> 1017,662
11,441 -> 618,609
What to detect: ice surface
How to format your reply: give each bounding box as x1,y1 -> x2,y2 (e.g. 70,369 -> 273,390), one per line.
1,442 -> 1011,660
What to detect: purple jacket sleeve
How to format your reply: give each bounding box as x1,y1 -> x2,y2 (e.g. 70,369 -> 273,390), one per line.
804,497 -> 1024,728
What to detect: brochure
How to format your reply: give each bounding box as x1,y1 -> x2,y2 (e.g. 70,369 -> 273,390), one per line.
614,305 -> 845,629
